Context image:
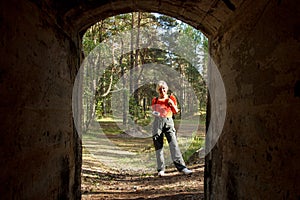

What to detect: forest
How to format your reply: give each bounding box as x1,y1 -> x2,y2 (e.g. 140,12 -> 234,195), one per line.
80,12 -> 208,132
79,12 -> 208,199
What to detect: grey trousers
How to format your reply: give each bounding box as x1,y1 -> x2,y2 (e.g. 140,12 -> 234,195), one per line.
152,117 -> 186,172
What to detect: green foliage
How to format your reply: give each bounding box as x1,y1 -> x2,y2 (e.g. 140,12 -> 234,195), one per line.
156,14 -> 179,29
81,12 -> 208,128
182,135 -> 205,161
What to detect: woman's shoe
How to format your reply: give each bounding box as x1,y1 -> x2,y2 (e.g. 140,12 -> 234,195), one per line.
182,168 -> 192,175
158,171 -> 165,177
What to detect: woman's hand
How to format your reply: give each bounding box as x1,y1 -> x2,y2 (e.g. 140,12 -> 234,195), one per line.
168,98 -> 175,107
168,98 -> 179,113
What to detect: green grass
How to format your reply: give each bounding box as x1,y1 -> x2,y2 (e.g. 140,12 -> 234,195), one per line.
182,135 -> 205,161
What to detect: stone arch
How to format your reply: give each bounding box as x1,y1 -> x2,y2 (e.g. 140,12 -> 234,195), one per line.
61,0 -> 236,37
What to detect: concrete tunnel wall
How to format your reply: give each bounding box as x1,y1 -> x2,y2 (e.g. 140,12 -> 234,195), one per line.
0,0 -> 299,199
0,1 -> 81,199
205,0 -> 300,199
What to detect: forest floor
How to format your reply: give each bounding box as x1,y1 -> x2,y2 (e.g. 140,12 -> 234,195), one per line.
81,120 -> 205,200
81,158 -> 204,200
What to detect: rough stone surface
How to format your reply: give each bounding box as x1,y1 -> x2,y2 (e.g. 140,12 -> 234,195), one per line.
0,0 -> 299,199
206,0 -> 300,199
0,0 -> 81,199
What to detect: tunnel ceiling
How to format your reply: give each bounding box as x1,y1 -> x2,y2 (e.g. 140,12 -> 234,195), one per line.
29,0 -> 245,37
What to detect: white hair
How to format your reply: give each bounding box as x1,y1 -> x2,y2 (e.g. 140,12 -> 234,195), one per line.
156,80 -> 168,92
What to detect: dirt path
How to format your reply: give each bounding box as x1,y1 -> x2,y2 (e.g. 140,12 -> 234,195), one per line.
81,121 -> 205,199
81,144 -> 204,200
81,162 -> 204,200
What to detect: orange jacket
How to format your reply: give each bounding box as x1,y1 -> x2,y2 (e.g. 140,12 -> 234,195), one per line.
152,95 -> 177,118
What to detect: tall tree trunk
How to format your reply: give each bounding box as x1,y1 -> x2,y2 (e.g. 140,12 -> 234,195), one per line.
134,12 -> 141,119
120,40 -> 127,126
85,56 -> 97,130
130,13 -> 134,95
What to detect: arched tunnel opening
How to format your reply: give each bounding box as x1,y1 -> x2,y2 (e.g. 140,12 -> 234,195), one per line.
77,12 -> 209,199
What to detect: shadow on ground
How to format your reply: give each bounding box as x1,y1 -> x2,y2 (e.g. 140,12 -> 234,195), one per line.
81,162 -> 204,200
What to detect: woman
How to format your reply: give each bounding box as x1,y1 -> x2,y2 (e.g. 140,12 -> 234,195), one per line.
152,80 -> 192,176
